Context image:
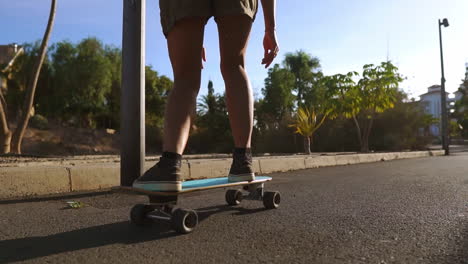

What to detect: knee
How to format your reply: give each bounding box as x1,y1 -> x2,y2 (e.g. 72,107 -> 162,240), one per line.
220,56 -> 246,80
172,67 -> 202,95
173,65 -> 201,83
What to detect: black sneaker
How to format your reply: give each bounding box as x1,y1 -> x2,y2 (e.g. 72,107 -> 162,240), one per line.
132,157 -> 182,192
228,149 -> 255,182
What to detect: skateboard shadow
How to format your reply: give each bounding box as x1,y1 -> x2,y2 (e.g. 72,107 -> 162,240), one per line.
0,205 -> 268,263
436,222 -> 468,264
195,204 -> 268,222
0,221 -> 176,263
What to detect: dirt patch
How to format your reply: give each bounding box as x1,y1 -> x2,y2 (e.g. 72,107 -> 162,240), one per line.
18,121 -> 120,156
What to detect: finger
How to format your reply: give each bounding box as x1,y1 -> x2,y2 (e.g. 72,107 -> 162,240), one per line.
201,47 -> 206,69
265,55 -> 274,68
263,46 -> 269,62
262,50 -> 275,68
262,50 -> 268,61
268,46 -> 279,66
274,46 -> 279,57
261,49 -> 271,65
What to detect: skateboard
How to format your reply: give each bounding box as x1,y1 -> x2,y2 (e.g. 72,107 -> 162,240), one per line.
114,176 -> 280,234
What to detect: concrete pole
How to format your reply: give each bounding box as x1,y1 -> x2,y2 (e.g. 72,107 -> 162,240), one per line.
121,0 -> 146,186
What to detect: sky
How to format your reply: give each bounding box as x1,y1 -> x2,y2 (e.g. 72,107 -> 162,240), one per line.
1,0 -> 467,100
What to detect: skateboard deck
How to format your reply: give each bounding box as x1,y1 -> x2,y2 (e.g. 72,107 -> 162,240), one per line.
115,176 -> 272,196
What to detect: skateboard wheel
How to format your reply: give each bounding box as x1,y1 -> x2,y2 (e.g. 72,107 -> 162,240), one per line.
130,204 -> 153,226
225,189 -> 242,206
172,208 -> 198,234
263,191 -> 280,209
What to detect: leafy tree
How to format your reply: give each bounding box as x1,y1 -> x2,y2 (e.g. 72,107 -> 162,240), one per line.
449,120 -> 462,138
145,66 -> 172,129
323,72 -> 359,118
421,114 -> 439,137
145,66 -> 173,153
370,90 -> 433,150
346,62 -> 403,152
454,77 -> 468,138
43,41 -> 77,118
73,38 -> 112,127
313,117 -> 359,152
48,38 -> 112,128
302,71 -> 327,109
47,41 -> 122,128
102,45 -> 122,129
256,64 -> 295,130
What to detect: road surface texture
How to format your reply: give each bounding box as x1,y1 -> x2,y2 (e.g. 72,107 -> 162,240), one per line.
1,152 -> 467,263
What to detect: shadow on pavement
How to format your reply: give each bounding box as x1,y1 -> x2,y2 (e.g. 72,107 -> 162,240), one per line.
0,190 -> 114,205
0,204 -> 266,263
0,221 -> 175,263
434,222 -> 468,264
195,204 -> 268,222
453,224 -> 468,263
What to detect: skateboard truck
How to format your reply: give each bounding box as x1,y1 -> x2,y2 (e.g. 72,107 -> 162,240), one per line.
128,181 -> 280,234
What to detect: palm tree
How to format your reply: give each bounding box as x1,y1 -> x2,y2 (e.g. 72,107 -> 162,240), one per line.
283,50 -> 321,107
197,80 -> 217,116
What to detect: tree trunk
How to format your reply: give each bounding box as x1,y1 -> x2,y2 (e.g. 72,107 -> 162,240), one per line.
11,0 -> 57,154
352,115 -> 364,151
360,117 -> 374,153
0,130 -> 12,154
360,138 -> 369,153
304,136 -> 311,154
0,92 -> 11,153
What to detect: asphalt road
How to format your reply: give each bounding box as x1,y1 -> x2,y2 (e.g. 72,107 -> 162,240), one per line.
1,153 -> 467,264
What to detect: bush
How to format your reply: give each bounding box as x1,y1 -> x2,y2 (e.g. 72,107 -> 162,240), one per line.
30,114 -> 49,130
145,124 -> 164,154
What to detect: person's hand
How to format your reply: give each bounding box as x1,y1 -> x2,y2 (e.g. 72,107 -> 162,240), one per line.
261,30 -> 279,68
201,46 -> 206,69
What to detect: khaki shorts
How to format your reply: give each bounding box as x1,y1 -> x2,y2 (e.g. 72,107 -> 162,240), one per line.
159,0 -> 258,37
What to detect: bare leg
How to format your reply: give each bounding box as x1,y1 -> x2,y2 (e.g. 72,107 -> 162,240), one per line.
162,18 -> 206,154
216,15 -> 254,149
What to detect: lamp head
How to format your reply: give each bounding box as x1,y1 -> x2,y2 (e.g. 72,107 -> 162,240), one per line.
442,18 -> 449,27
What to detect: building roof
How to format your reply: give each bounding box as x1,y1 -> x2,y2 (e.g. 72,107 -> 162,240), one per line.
0,44 -> 23,71
419,85 -> 449,98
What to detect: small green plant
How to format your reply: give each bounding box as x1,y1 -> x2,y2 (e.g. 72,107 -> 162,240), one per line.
66,201 -> 86,209
289,107 -> 329,154
30,114 -> 49,130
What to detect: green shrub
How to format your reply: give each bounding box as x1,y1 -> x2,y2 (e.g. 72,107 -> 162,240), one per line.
30,114 -> 49,130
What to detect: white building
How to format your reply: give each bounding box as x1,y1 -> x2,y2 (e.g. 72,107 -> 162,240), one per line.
0,43 -> 24,94
419,85 -> 450,137
419,64 -> 467,137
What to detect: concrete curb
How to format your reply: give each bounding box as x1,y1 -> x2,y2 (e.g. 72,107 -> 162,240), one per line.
0,150 -> 445,199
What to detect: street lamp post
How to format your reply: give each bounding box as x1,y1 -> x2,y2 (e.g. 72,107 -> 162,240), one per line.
438,18 -> 449,156
121,0 -> 146,186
